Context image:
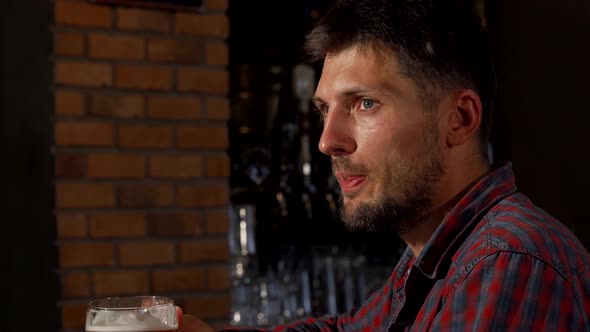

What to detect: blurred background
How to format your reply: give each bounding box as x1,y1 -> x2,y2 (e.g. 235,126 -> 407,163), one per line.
1,0 -> 589,331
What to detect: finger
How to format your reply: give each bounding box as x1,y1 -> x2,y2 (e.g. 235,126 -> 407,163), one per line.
176,306 -> 184,329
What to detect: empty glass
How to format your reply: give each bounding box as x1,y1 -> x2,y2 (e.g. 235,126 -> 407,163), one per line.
85,296 -> 177,332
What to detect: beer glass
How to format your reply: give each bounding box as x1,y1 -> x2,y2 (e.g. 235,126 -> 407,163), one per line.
85,296 -> 178,332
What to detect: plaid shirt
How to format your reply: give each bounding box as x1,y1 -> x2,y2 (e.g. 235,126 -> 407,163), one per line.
225,163 -> 590,331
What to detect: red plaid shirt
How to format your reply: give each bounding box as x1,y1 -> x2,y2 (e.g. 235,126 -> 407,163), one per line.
225,163 -> 590,331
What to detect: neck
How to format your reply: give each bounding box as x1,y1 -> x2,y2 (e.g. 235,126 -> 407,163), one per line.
400,194 -> 459,257
402,158 -> 491,257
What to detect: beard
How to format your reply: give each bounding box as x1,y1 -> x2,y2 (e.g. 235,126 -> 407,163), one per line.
335,124 -> 444,235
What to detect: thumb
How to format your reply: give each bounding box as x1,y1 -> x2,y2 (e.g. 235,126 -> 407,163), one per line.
175,306 -> 184,330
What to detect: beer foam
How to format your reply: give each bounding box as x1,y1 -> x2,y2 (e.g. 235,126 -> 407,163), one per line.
86,310 -> 178,332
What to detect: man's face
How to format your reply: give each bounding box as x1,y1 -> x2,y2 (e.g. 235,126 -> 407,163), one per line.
314,46 -> 446,233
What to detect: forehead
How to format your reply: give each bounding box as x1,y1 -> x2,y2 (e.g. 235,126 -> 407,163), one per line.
316,45 -> 412,100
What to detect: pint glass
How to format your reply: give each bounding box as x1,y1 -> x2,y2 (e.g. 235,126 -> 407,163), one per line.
85,296 -> 178,332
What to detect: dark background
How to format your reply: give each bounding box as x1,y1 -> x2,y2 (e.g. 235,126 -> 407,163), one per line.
488,0 -> 590,247
1,1 -> 57,331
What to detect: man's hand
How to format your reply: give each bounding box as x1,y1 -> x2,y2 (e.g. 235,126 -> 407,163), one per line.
176,307 -> 215,332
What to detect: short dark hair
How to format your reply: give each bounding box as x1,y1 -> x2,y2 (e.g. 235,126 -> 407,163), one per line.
305,0 -> 495,155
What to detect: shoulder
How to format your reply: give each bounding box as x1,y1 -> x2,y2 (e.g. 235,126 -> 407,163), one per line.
457,192 -> 590,280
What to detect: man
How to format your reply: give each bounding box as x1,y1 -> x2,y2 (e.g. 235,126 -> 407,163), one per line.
181,0 -> 590,330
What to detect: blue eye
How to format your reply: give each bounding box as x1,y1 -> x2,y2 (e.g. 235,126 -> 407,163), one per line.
361,98 -> 375,109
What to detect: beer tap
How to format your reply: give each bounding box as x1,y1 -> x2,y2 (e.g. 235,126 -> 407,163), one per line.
293,64 -> 316,222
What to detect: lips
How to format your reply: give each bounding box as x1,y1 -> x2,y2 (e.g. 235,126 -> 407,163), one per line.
335,172 -> 367,193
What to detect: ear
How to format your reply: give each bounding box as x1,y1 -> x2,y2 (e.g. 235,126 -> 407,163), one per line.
445,90 -> 483,148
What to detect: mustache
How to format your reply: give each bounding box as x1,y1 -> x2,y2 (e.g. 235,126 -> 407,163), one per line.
331,157 -> 369,174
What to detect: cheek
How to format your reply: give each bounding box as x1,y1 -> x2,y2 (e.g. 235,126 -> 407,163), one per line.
355,123 -> 389,155
356,123 -> 400,176
358,121 -> 413,157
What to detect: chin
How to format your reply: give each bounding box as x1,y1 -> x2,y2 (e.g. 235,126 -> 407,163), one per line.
340,202 -> 381,232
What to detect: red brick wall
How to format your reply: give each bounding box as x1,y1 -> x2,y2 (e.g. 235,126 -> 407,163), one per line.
52,1 -> 231,330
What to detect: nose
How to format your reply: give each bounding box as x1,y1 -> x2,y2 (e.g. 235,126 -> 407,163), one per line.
318,109 -> 357,156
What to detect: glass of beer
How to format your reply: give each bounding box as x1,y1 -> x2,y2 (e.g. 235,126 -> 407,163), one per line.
85,296 -> 178,332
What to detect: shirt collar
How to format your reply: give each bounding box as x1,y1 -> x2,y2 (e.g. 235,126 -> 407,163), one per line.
412,162 -> 518,279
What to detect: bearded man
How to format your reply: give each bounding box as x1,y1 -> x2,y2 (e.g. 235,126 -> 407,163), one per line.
180,0 -> 590,330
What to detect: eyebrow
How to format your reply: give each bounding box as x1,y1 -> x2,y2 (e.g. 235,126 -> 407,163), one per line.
312,86 -> 372,106
311,95 -> 326,106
